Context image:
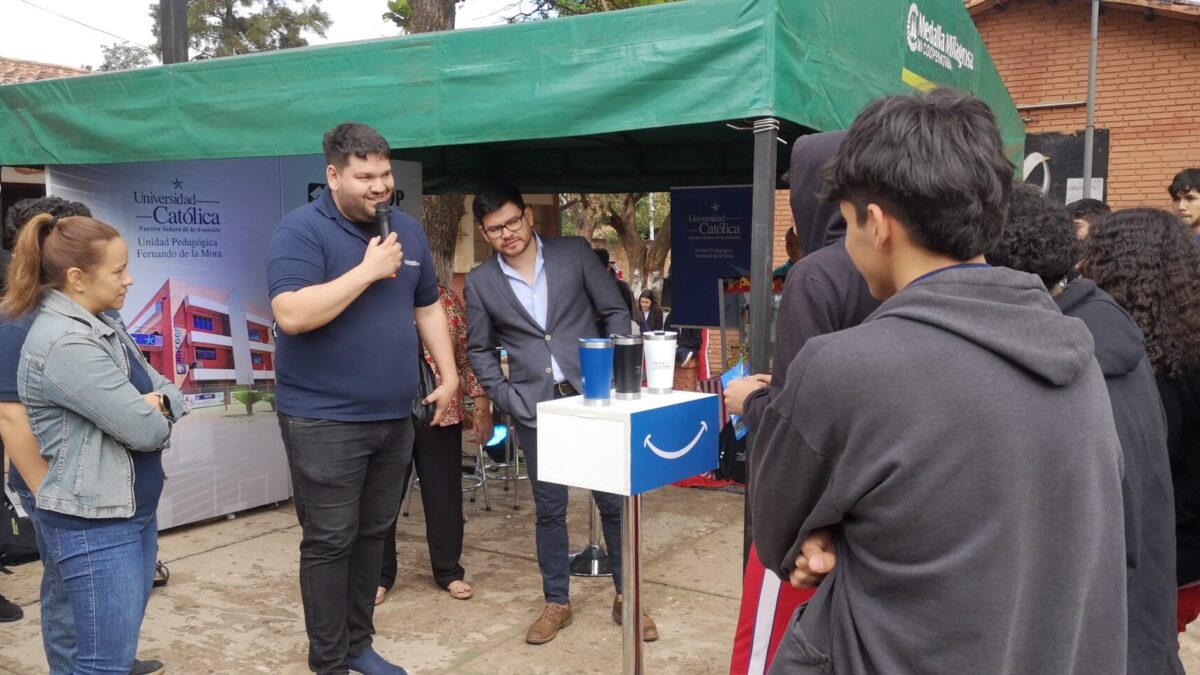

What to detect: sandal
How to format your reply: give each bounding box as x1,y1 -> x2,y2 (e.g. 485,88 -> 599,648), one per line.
152,561 -> 169,589
447,580 -> 473,600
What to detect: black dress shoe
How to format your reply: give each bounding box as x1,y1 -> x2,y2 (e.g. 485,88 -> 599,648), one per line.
129,658 -> 166,675
0,593 -> 23,622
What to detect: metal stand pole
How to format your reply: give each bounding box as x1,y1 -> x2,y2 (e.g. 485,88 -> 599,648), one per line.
1082,0 -> 1100,199
621,494 -> 643,675
569,492 -> 613,576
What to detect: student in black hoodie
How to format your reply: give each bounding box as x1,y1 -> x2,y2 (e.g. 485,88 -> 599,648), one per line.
989,185 -> 1181,675
726,131 -> 880,429
725,130 -> 883,675
1080,208 -> 1200,638
752,89 -> 1126,674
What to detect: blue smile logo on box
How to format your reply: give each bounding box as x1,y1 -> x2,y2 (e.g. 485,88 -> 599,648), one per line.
629,396 -> 720,494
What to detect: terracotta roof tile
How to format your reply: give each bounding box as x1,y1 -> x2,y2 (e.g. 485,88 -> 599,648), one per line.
0,56 -> 89,86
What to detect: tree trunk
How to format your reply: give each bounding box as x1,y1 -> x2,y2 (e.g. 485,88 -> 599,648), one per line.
409,0 -> 461,287
409,0 -> 457,34
423,194 -> 464,286
601,193 -> 664,296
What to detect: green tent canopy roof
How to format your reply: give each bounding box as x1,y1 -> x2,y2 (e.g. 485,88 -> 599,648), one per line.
0,0 -> 1021,193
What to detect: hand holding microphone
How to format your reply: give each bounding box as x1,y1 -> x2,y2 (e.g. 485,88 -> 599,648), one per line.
362,202 -> 402,282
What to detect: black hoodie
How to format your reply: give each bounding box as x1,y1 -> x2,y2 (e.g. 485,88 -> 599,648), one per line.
743,131 -> 881,431
753,267 -> 1127,674
1056,279 -> 1181,675
1160,370 -> 1200,588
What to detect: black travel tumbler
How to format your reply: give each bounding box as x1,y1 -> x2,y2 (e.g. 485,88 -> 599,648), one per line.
612,335 -> 643,400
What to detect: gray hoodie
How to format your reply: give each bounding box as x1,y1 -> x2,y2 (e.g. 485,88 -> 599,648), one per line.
752,266 -> 1127,674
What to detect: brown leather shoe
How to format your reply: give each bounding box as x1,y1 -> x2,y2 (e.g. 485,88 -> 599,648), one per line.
525,602 -> 573,644
612,595 -> 659,642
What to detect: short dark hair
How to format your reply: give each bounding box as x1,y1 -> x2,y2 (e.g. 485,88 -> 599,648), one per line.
594,248 -> 611,266
824,88 -> 1013,260
322,122 -> 390,169
4,195 -> 92,246
1168,168 -> 1200,200
1066,198 -> 1110,224
472,181 -> 526,223
989,183 -> 1081,288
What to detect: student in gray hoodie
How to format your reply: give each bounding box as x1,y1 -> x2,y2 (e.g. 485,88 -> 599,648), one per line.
751,89 -> 1128,674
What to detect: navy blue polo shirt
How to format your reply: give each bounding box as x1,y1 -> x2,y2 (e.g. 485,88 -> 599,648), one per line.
1,314 -> 33,493
266,187 -> 438,421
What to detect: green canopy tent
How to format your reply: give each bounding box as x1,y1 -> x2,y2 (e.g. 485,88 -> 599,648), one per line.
0,0 -> 1021,373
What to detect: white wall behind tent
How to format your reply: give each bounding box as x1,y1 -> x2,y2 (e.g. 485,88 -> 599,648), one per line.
47,156 -> 422,529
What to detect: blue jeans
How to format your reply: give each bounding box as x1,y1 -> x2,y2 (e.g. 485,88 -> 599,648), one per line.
33,509 -> 157,675
13,486 -> 77,675
514,423 -> 625,604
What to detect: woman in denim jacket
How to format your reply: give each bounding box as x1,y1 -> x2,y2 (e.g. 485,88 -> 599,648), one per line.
3,213 -> 187,673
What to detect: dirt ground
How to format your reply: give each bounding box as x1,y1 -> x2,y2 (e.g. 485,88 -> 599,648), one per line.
0,479 -> 743,674
3,478 -> 1199,674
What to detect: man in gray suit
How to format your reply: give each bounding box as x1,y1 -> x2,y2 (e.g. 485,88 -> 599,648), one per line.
465,182 -> 658,646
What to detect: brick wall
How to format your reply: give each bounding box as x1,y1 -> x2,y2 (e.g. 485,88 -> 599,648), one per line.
973,1 -> 1200,209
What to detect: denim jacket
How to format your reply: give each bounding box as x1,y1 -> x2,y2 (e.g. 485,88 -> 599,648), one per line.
19,290 -> 188,519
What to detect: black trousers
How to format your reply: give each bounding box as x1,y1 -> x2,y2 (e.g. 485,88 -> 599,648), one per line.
381,422 -> 467,590
278,414 -> 413,675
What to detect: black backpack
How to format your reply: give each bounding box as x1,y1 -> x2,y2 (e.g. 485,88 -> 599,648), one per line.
0,489 -> 39,567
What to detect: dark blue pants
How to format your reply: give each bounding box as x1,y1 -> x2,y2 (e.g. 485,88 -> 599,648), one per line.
278,414 -> 413,675
514,422 -> 624,604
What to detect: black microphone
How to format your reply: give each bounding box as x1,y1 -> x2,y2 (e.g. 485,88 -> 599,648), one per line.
375,201 -> 391,240
375,201 -> 397,279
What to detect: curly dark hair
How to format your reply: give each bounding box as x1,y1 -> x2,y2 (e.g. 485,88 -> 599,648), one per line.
1079,208 -> 1200,378
988,183 -> 1081,288
4,195 -> 91,246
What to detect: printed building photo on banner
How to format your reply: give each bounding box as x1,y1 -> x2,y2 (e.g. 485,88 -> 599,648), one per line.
46,155 -> 423,529
126,280 -> 276,399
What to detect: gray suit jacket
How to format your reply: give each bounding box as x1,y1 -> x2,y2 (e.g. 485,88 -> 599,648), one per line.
465,236 -> 631,428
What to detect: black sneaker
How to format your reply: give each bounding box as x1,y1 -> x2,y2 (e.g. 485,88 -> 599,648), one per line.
129,659 -> 165,675
0,593 -> 22,622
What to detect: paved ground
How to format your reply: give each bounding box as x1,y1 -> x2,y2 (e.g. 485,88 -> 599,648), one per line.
0,479 -> 743,674
4,476 -> 1200,674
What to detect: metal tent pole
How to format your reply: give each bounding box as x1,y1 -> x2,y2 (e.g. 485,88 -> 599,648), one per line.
748,117 -> 780,375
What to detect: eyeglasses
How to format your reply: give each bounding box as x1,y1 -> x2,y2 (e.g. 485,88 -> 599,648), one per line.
481,212 -> 525,240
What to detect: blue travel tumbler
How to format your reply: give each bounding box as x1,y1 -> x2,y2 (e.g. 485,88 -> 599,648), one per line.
579,338 -> 614,407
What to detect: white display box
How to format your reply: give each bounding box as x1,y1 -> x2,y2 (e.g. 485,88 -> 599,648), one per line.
536,390 -> 720,496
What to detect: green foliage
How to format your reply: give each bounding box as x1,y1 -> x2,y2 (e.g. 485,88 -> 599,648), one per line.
232,388 -> 262,415
150,0 -> 332,60
382,0 -> 413,29
98,43 -> 155,72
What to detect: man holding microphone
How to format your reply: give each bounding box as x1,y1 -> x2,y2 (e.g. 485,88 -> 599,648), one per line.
267,122 -> 457,675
